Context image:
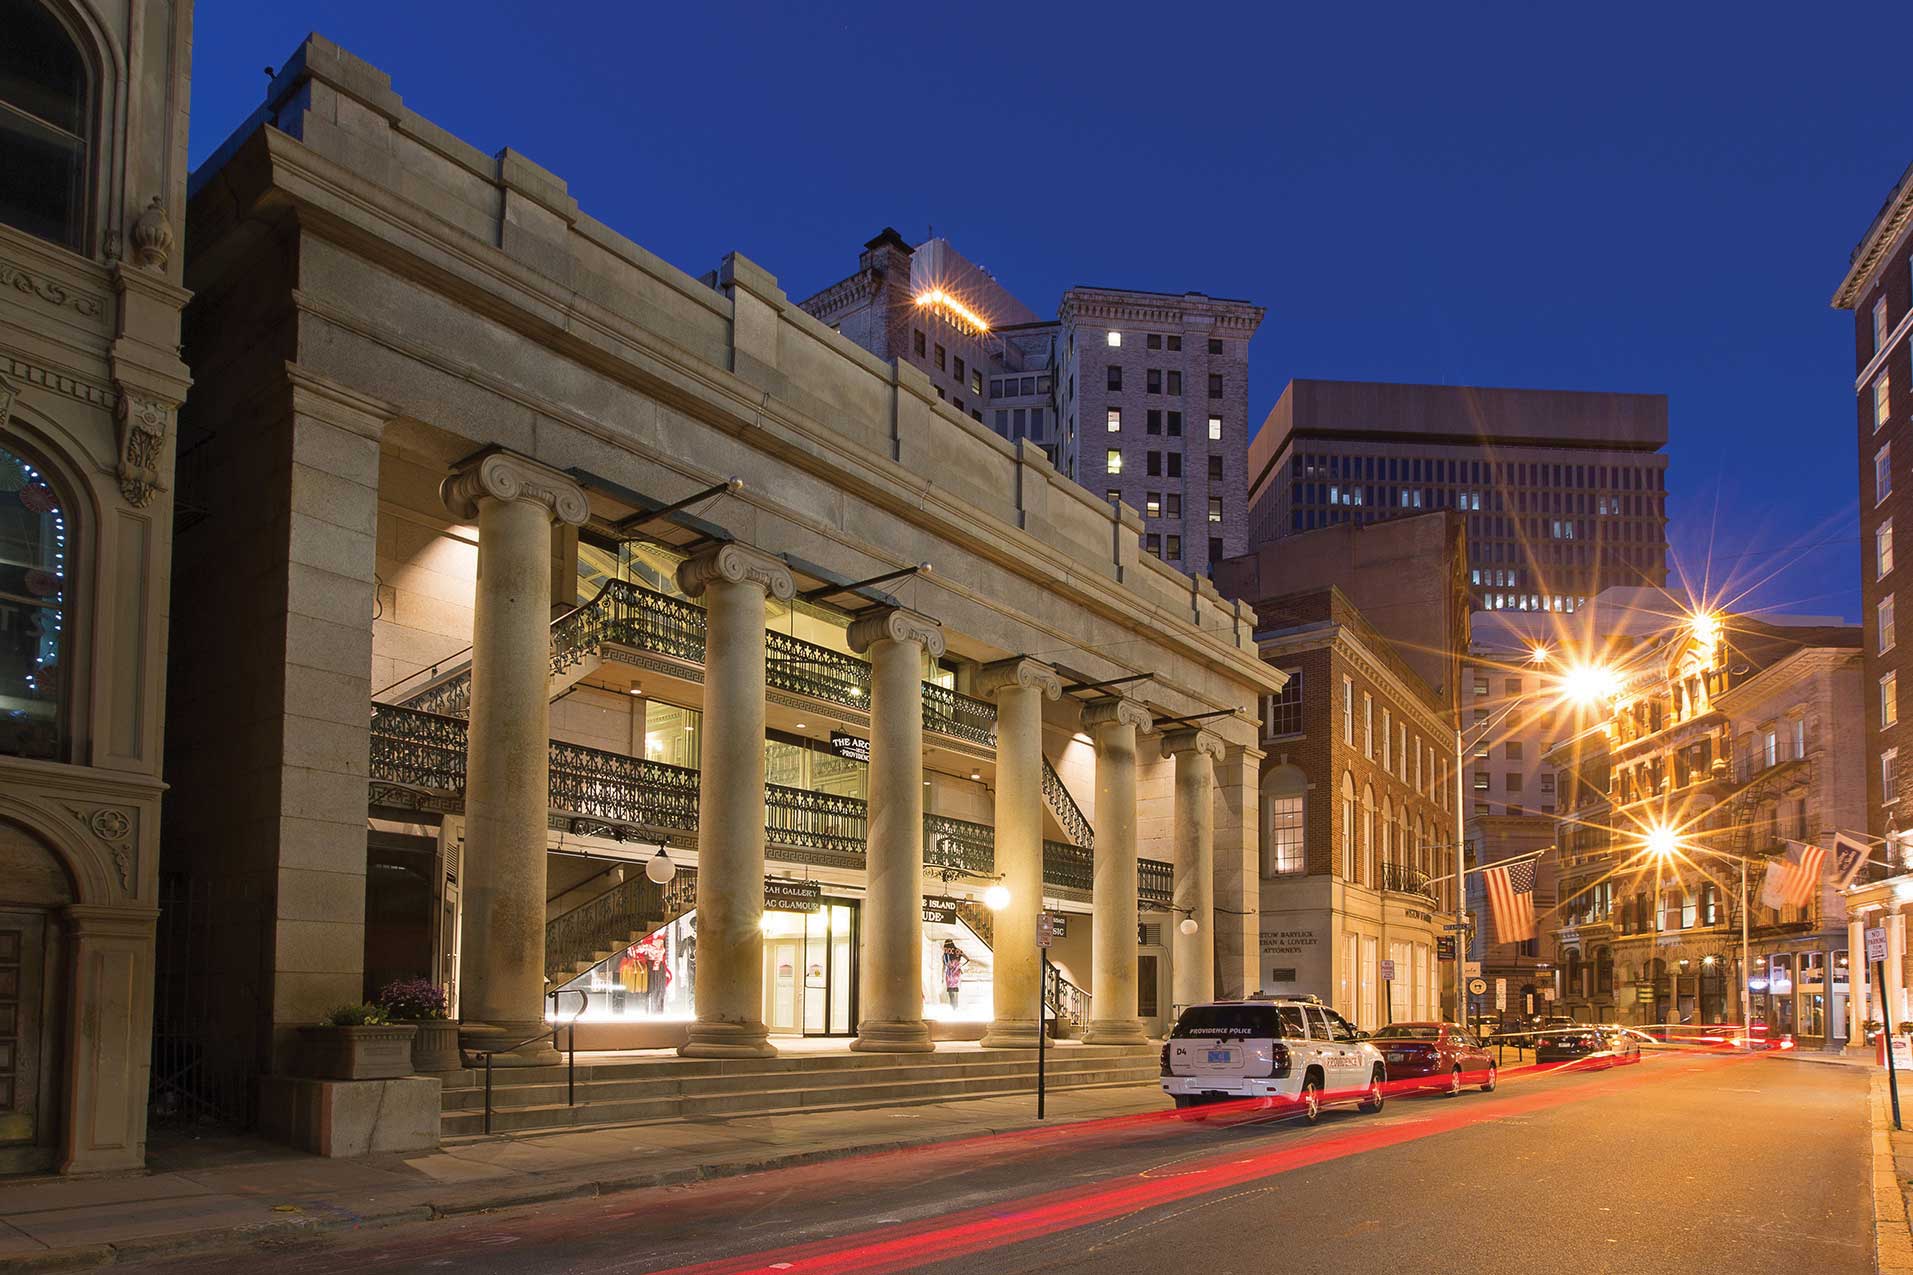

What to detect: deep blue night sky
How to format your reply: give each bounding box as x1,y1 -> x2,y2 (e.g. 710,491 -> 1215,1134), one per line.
185,2 -> 1910,623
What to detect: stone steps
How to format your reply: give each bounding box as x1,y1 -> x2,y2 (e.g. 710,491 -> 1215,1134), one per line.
440,1045 -> 1159,1138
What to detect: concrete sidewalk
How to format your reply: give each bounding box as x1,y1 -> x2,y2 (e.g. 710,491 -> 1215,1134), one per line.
0,1082 -> 1165,1271
1871,1069 -> 1913,1272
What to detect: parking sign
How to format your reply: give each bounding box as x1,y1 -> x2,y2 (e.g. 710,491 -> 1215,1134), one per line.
1379,959 -> 1396,982
1868,926 -> 1889,964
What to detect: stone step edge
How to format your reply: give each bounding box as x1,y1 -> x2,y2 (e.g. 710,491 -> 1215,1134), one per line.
435,1044 -> 1158,1086
439,1053 -> 1149,1098
439,1076 -> 1158,1141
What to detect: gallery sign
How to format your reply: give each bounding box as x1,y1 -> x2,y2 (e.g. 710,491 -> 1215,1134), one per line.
765,878 -> 822,913
828,731 -> 871,764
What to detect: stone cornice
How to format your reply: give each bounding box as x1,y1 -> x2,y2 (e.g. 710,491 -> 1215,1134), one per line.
1160,726 -> 1225,762
676,543 -> 796,602
441,448 -> 589,526
847,605 -> 946,658
1082,696 -> 1154,735
284,361 -> 396,440
974,657 -> 1063,702
1058,287 -> 1265,335
1257,620 -> 1453,741
229,125 -> 1281,709
1834,167 -> 1913,309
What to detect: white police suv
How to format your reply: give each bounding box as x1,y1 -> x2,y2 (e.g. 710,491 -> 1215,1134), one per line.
1160,997 -> 1387,1122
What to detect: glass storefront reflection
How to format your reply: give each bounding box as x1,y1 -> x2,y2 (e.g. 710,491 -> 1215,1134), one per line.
923,915 -> 993,1023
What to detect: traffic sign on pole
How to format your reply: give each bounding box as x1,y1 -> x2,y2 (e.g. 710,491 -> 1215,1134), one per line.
1868,926 -> 1889,964
1037,912 -> 1055,949
1467,977 -> 1488,996
1379,959 -> 1396,982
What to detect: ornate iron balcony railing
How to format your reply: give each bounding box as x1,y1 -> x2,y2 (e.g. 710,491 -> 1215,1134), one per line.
369,703 -> 468,792
1044,960 -> 1090,1027
921,682 -> 997,747
924,812 -> 996,877
1379,860 -> 1439,903
1043,840 -> 1094,893
549,741 -> 701,832
765,628 -> 871,707
546,872 -> 668,979
766,783 -> 867,858
1041,757 -> 1094,851
554,578 -> 708,670
1138,857 -> 1173,907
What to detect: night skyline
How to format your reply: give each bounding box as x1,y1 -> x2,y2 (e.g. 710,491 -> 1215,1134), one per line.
183,1 -> 1906,622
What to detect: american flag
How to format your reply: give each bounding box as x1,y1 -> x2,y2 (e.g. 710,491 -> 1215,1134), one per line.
1761,841 -> 1828,909
1484,858 -> 1538,944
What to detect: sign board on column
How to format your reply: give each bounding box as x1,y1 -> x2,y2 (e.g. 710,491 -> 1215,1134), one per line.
1037,912 -> 1055,949
1437,937 -> 1456,961
1379,959 -> 1396,982
1494,978 -> 1507,1010
1463,959 -> 1482,977
1869,926 -> 1889,964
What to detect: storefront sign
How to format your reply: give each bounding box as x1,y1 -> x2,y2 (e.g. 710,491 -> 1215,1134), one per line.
923,897 -> 959,925
1463,959 -> 1483,977
828,731 -> 871,764
1882,1033 -> 1913,1071
1044,912 -> 1068,938
765,878 -> 822,913
1636,985 -> 1656,1004
1270,967 -> 1297,982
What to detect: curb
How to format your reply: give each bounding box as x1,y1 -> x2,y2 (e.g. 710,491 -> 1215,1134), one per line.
0,1114 -> 1120,1272
1872,1071 -> 1913,1274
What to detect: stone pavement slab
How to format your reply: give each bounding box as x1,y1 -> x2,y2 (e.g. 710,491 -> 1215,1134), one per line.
0,1082 -> 1166,1272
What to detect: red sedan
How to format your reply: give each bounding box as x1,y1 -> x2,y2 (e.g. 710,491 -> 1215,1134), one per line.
1368,1022 -> 1497,1095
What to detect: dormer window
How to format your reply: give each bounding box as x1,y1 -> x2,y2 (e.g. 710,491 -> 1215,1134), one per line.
0,1 -> 91,252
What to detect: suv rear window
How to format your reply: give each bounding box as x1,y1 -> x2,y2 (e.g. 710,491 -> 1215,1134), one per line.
1173,1005 -> 1306,1039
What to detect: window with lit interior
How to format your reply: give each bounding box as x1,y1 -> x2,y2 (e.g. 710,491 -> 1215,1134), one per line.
0,443 -> 70,759
0,1 -> 91,252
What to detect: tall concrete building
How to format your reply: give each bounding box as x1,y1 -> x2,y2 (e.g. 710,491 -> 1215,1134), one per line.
1833,162 -> 1913,846
800,232 -> 1263,573
0,0 -> 195,1175
1247,379 -> 1671,611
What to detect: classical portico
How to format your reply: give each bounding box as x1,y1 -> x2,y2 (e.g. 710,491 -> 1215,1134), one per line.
1846,877 -> 1912,1052
441,450 -> 588,1059
978,658 -> 1063,1048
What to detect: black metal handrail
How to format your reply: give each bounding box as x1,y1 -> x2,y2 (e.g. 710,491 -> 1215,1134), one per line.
925,813 -> 995,876
474,989 -> 590,1135
1041,758 -> 1094,851
1379,860 -> 1439,903
922,682 -> 997,747
546,874 -> 668,980
767,783 -> 867,857
1138,857 -> 1173,907
766,628 -> 870,706
549,742 -> 701,831
1043,840 -> 1093,893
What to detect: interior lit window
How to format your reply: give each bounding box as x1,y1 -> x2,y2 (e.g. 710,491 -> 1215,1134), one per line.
1106,331 -> 1121,347
0,444 -> 70,759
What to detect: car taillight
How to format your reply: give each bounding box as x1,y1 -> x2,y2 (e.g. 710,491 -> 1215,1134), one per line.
1270,1041 -> 1291,1078
1160,1043 -> 1172,1076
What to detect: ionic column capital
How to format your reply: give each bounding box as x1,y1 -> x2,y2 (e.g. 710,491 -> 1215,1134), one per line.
1161,727 -> 1225,763
676,543 -> 796,601
441,449 -> 589,526
975,657 -> 1062,703
1082,696 -> 1153,735
847,606 -> 947,659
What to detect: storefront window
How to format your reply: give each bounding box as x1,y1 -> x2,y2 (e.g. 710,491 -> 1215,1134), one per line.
645,702 -> 701,769
924,910 -> 993,1023
0,445 -> 68,759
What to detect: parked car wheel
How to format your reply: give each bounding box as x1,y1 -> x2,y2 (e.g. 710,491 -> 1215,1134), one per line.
1300,1075 -> 1324,1124
1481,1064 -> 1497,1093
1445,1066 -> 1464,1097
1359,1067 -> 1386,1114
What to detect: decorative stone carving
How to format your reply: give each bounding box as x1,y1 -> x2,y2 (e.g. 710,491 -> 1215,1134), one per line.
975,657 -> 1062,703
130,197 -> 175,271
0,376 -> 13,424
1161,727 -> 1226,763
676,542 -> 796,602
1081,695 -> 1154,735
66,804 -> 136,891
0,259 -> 103,317
440,450 -> 589,526
112,390 -> 170,507
846,605 -> 946,659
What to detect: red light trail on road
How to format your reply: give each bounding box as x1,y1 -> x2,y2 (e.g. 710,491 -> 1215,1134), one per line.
645,1052 -> 1745,1275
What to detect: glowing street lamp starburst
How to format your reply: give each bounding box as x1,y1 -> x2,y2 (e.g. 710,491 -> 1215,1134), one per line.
913,288 -> 990,334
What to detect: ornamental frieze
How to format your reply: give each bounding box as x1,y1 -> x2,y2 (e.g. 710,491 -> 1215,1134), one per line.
0,259 -> 104,317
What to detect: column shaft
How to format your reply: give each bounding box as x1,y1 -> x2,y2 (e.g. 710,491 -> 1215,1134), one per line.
980,661 -> 1059,1049
1891,911 -> 1908,1031
460,494 -> 560,1055
1083,699 -> 1149,1046
1166,730 -> 1220,1015
683,572 -> 776,1057
1849,916 -> 1869,1052
852,609 -> 941,1052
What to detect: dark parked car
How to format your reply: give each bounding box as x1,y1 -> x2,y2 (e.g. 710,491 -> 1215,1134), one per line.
1534,1023 -> 1643,1068
1366,1022 -> 1496,1095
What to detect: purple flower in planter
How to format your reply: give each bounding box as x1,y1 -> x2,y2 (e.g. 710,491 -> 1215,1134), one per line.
376,977 -> 450,1021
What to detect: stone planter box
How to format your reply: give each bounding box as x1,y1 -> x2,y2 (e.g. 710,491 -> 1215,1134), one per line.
299,1024 -> 418,1080
407,1020 -> 463,1072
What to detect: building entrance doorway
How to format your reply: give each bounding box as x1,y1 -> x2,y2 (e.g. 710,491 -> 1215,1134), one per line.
0,910 -> 51,1175
762,901 -> 858,1037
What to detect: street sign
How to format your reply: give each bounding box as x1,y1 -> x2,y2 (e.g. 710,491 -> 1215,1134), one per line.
1379,959 -> 1396,982
1868,926 -> 1889,964
1436,937 -> 1457,960
1037,912 -> 1055,949
1463,960 -> 1483,977
1467,977 -> 1488,996
1494,978 -> 1507,1010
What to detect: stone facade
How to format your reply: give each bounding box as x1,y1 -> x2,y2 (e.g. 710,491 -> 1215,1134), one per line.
171,35 -> 1281,1133
0,0 -> 194,1175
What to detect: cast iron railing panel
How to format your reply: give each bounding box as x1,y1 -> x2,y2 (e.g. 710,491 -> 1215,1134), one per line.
1138,857 -> 1173,907
765,628 -> 871,706
766,783 -> 867,858
924,812 -> 996,876
1379,860 -> 1439,903
369,703 -> 469,792
1041,757 -> 1094,850
549,742 -> 701,831
1043,840 -> 1094,893
921,682 -> 997,747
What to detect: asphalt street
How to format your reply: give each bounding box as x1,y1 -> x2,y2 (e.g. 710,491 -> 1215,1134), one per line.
131,1052 -> 1871,1275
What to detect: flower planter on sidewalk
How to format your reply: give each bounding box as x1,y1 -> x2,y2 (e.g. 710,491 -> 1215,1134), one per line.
299,1024 -> 419,1080
411,1019 -> 464,1072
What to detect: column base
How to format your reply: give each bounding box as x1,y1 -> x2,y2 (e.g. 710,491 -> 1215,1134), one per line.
1082,1017 -> 1149,1046
979,1018 -> 1043,1049
851,1019 -> 936,1053
460,1021 -> 561,1067
680,1019 -> 778,1059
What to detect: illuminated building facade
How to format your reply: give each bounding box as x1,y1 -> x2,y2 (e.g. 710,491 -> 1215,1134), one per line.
1546,611 -> 1864,1046
799,234 -> 1264,574
1246,378 -> 1671,611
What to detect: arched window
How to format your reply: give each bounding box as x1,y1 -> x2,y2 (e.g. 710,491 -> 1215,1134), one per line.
1360,784 -> 1376,886
1340,773 -> 1356,880
0,1 -> 92,252
1379,795 -> 1393,866
0,443 -> 71,759
1260,764 -> 1306,877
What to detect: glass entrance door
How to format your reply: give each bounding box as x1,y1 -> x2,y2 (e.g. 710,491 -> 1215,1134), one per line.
802,902 -> 856,1036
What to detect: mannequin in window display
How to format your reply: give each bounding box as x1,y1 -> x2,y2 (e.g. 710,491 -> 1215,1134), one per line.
941,939 -> 966,1010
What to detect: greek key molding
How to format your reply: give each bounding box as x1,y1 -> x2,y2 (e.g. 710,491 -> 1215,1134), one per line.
440,449 -> 589,526
1081,696 -> 1154,735
975,657 -> 1063,703
846,605 -> 946,659
1161,727 -> 1226,763
676,543 -> 796,602
112,388 -> 169,507
0,258 -> 103,318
